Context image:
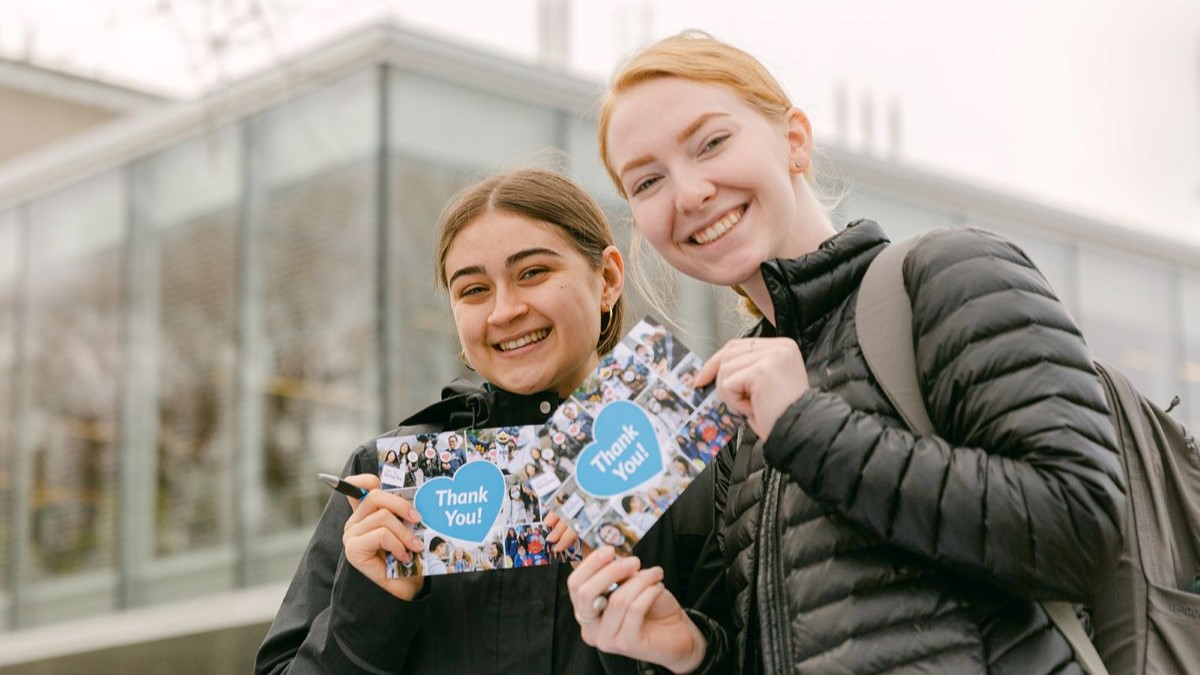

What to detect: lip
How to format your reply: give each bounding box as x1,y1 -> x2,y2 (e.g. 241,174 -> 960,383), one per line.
493,327 -> 552,356
682,204 -> 747,246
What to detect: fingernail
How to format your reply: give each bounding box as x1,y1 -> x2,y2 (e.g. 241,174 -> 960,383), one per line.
411,510 -> 422,522
414,540 -> 425,550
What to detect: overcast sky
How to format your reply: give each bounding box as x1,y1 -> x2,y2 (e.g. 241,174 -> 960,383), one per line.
1,0 -> 1197,247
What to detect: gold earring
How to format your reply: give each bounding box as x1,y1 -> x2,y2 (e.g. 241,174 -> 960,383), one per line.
600,305 -> 614,334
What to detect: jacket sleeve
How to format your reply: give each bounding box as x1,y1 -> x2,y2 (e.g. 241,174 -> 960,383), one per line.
762,227 -> 1126,602
254,448 -> 430,674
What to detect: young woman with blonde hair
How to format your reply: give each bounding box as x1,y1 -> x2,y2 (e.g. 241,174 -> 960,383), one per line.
567,32 -> 1125,675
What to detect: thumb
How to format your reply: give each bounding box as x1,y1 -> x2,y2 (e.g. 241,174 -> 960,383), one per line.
344,473 -> 382,491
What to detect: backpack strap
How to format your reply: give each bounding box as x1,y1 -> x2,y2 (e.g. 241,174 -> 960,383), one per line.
856,236 -> 934,435
855,235 -> 1111,675
1042,600 -> 1111,675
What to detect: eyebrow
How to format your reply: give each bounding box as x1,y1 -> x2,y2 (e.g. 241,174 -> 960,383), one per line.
617,112 -> 731,180
447,247 -> 564,286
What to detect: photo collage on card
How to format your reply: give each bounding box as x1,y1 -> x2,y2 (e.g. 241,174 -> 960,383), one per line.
375,425 -> 581,578
528,317 -> 741,554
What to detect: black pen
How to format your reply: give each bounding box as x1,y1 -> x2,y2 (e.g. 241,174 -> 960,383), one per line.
317,473 -> 369,500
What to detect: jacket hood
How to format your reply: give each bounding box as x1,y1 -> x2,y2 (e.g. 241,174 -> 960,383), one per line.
760,219 -> 889,348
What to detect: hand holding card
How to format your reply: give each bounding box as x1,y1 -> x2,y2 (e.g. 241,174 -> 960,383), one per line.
338,473 -> 427,598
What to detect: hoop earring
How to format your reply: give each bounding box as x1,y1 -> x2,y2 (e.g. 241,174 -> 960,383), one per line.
600,305 -> 614,334
458,348 -> 475,372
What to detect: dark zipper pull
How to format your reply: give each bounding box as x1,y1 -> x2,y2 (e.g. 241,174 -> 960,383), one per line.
1165,395 -> 1181,414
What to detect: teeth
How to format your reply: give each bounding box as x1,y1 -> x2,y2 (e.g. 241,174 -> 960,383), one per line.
498,329 -> 549,352
692,207 -> 744,244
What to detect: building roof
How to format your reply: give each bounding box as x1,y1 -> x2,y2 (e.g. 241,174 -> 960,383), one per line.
0,56 -> 167,113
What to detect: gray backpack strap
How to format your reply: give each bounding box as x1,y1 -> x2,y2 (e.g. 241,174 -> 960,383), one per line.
856,235 -> 1111,675
1042,601 -> 1111,675
856,236 -> 934,435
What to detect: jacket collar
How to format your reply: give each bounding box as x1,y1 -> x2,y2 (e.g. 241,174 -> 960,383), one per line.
398,378 -> 563,430
759,220 -> 890,344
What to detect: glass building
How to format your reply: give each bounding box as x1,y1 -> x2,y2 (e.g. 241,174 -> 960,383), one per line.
0,22 -> 1197,675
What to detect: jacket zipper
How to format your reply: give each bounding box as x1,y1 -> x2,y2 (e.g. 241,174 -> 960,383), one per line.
757,466 -> 790,674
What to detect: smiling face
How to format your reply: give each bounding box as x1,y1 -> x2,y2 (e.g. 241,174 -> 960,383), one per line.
672,458 -> 688,476
606,77 -> 814,291
598,523 -> 626,547
445,211 -> 620,397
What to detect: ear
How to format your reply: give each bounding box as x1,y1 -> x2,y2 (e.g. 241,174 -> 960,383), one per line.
599,245 -> 625,310
784,107 -> 814,173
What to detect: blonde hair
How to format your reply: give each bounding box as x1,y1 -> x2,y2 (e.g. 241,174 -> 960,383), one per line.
435,168 -> 625,355
599,31 -> 840,320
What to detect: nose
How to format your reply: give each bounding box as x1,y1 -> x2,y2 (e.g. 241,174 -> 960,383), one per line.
673,168 -> 715,214
488,285 -> 528,326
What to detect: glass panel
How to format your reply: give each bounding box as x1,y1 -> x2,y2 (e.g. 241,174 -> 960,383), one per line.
388,71 -> 558,170
1077,246 -> 1173,405
24,172 -> 125,593
0,211 -> 18,614
134,128 -> 240,566
386,160 -> 471,423
565,114 -> 619,204
249,74 -> 381,548
836,189 -> 959,241
1181,272 -> 1200,432
258,70 -> 379,190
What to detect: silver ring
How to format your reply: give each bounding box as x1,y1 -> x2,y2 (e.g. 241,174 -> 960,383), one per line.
591,580 -> 620,613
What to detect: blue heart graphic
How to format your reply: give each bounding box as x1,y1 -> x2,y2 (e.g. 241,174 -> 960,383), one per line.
576,400 -> 664,497
414,461 -> 505,545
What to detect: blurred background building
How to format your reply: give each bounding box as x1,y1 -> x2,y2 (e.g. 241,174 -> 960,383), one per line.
0,9 -> 1197,675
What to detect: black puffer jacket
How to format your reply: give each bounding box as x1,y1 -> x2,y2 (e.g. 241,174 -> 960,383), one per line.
719,221 -> 1126,674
